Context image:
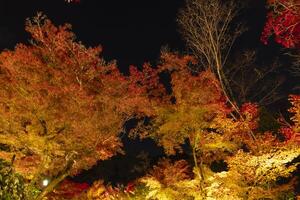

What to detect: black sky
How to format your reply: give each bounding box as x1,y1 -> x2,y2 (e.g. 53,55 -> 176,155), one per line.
0,0 -> 187,69
0,0 -> 273,69
2,0 -> 295,105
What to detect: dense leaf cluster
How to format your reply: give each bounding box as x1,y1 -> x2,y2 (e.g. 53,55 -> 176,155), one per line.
261,0 -> 300,48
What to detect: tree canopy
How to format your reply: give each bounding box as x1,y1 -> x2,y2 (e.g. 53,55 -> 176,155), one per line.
0,0 -> 300,199
0,13 -> 158,182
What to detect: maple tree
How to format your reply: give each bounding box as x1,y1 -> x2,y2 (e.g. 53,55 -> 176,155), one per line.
261,0 -> 300,48
0,158 -> 27,200
279,95 -> 300,143
0,13 -> 159,198
128,51 -> 300,199
261,0 -> 300,82
47,179 -> 89,199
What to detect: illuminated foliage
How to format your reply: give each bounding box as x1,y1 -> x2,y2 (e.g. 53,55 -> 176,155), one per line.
0,13 -> 157,196
0,158 -> 26,200
134,51 -> 257,161
48,179 -> 89,199
131,51 -> 300,199
136,133 -> 300,200
228,146 -> 300,192
0,6 -> 300,199
139,159 -> 199,200
280,95 -> 300,144
261,0 -> 300,48
85,180 -> 141,200
145,159 -> 191,186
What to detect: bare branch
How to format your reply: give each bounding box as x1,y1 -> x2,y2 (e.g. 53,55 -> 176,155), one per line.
178,0 -> 243,73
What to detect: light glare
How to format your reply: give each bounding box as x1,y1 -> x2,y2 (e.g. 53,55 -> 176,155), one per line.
42,179 -> 49,187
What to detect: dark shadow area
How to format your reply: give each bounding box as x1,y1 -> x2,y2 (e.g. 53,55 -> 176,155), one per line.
71,120 -> 164,185
210,160 -> 228,172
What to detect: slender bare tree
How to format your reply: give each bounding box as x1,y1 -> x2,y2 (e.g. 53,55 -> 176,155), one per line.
290,51 -> 300,76
177,0 -> 284,107
288,50 -> 300,92
178,0 -> 242,72
177,0 -> 244,114
226,50 -> 285,106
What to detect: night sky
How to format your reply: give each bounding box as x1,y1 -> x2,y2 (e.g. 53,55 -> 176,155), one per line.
0,0 -> 271,70
0,0 -> 188,70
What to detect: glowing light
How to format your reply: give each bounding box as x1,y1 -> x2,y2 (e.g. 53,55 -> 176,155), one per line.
42,179 -> 49,187
65,0 -> 80,3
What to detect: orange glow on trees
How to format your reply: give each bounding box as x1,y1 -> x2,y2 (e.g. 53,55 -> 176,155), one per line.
0,6 -> 299,198
280,95 -> 300,143
128,51 -> 300,199
0,13 -> 160,198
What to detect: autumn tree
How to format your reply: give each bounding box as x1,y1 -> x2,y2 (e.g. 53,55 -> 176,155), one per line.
261,0 -> 300,48
128,51 -> 280,198
126,51 -> 300,199
0,158 -> 27,199
261,0 -> 300,79
0,13 -> 161,199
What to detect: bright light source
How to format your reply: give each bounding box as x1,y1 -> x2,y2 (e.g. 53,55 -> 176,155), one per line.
42,179 -> 49,187
65,0 -> 80,3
